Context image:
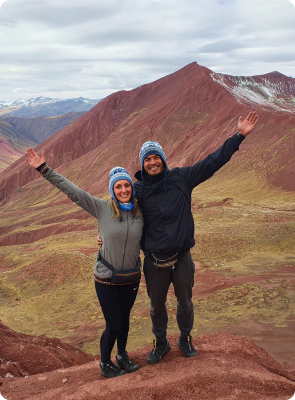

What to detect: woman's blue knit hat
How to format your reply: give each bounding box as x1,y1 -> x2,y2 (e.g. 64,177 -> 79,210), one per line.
109,167 -> 135,200
139,141 -> 166,168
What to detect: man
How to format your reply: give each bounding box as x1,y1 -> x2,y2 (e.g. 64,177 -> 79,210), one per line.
133,111 -> 258,364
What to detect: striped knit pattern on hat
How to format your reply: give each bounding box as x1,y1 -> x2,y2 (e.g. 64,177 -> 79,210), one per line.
137,142 -> 168,200
109,167 -> 135,201
109,167 -> 136,221
139,141 -> 166,167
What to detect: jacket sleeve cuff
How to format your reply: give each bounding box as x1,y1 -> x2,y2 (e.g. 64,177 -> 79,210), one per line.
235,132 -> 245,143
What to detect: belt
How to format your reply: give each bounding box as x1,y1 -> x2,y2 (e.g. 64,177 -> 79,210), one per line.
93,274 -> 112,285
150,252 -> 179,268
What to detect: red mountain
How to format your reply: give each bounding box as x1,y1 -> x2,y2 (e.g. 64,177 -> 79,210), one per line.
0,62 -> 294,204
0,138 -> 25,173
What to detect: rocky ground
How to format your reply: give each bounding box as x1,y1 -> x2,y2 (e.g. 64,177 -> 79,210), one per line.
1,332 -> 295,400
0,321 -> 96,378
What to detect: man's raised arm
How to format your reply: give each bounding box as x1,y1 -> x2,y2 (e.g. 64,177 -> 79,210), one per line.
182,112 -> 259,191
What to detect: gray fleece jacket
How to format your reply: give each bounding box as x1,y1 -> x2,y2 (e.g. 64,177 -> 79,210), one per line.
42,168 -> 144,279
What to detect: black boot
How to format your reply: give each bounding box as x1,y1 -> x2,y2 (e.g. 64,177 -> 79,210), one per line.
177,334 -> 197,358
100,360 -> 126,378
116,351 -> 139,373
147,339 -> 171,364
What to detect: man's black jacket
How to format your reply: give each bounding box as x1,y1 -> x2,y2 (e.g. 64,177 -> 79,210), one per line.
134,133 -> 245,253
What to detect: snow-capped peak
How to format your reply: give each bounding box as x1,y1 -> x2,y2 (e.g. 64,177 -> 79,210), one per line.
210,72 -> 295,113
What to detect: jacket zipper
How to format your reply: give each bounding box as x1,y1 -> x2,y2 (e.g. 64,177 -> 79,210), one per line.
121,211 -> 129,269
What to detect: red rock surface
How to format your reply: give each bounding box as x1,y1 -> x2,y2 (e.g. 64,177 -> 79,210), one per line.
0,222 -> 93,246
0,321 -> 96,378
1,332 -> 295,400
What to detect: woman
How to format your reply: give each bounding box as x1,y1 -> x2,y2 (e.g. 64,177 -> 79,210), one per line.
25,148 -> 144,379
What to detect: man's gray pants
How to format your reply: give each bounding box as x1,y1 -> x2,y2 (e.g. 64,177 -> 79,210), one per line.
143,251 -> 195,342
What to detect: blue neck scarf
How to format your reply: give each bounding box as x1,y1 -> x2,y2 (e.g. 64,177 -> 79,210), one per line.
118,201 -> 135,211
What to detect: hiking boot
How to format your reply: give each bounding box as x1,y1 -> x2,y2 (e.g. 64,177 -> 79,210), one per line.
100,360 -> 126,378
177,335 -> 198,358
147,339 -> 171,364
116,352 -> 139,373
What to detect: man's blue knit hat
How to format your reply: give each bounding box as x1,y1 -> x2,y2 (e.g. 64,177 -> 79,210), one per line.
137,141 -> 168,200
109,167 -> 135,201
139,141 -> 166,168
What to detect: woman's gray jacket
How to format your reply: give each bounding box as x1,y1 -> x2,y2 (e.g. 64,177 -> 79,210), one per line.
42,168 -> 144,279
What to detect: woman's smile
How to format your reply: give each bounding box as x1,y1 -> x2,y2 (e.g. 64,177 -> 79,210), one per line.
113,179 -> 132,202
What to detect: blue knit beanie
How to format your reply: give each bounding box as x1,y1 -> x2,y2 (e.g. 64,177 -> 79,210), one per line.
109,167 -> 135,201
139,141 -> 166,168
137,142 -> 168,200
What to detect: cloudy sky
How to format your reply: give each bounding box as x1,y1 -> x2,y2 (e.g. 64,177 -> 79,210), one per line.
0,0 -> 295,102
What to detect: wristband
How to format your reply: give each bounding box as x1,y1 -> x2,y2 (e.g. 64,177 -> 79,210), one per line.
36,162 -> 49,175
36,162 -> 46,172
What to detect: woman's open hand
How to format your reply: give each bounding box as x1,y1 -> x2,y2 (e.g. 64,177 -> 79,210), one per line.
25,148 -> 46,169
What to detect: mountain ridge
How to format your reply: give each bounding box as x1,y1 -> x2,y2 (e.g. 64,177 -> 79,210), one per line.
0,111 -> 87,173
211,71 -> 295,112
2,111 -> 86,144
0,61 -> 294,204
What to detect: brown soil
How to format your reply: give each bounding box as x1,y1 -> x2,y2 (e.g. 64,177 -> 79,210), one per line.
1,333 -> 295,400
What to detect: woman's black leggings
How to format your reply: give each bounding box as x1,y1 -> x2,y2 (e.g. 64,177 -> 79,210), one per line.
95,281 -> 139,363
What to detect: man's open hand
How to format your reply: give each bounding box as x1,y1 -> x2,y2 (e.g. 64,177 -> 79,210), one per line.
238,112 -> 258,137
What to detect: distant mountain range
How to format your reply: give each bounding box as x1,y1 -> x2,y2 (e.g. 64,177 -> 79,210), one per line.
0,96 -> 101,172
0,96 -> 101,118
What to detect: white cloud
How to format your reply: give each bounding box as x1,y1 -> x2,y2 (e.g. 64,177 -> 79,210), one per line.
0,0 -> 295,101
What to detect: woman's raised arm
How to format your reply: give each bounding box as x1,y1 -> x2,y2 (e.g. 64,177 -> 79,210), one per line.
26,148 -> 102,218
